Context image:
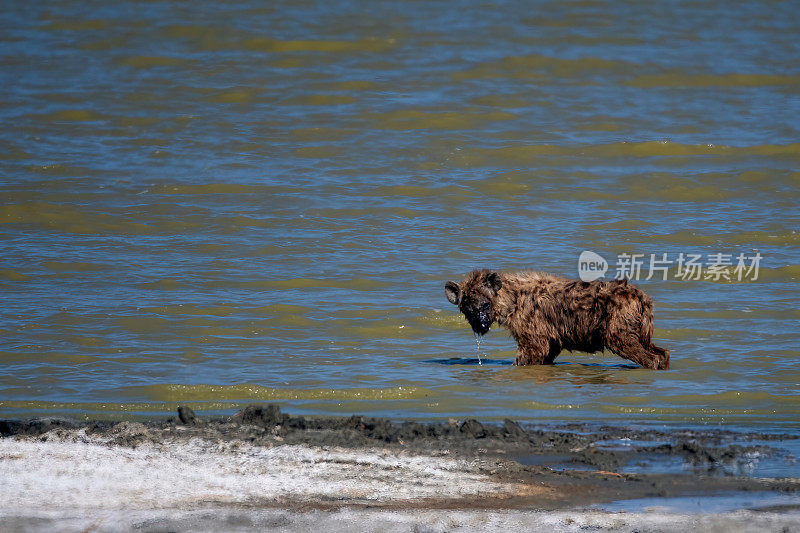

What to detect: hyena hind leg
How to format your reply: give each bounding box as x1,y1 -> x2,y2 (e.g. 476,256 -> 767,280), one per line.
648,344 -> 670,370
607,335 -> 665,370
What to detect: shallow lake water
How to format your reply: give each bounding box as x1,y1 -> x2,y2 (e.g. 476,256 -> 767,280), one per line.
1,1 -> 798,432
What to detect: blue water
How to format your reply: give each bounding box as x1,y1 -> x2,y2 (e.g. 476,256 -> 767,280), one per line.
1,0 -> 799,431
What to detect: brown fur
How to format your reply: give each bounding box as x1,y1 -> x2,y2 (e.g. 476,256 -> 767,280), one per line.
445,270 -> 669,370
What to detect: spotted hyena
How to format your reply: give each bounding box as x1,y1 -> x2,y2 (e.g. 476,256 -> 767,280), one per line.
444,270 -> 669,369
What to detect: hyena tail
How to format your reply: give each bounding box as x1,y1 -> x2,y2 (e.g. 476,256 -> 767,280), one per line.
639,297 -> 670,370
638,297 -> 655,346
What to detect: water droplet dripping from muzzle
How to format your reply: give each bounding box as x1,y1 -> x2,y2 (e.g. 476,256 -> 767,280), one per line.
473,332 -> 483,365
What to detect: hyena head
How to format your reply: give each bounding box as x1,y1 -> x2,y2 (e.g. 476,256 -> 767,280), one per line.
444,270 -> 503,336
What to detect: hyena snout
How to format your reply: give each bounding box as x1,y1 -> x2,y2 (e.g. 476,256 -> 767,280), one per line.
465,302 -> 493,336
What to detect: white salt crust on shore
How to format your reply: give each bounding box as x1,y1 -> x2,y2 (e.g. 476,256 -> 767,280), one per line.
2,432 -> 800,532
0,432 -> 512,509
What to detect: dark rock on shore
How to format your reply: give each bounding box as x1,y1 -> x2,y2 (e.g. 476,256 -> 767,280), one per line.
177,406 -> 198,426
235,404 -> 287,428
460,419 -> 487,439
0,417 -> 82,437
502,419 -> 528,440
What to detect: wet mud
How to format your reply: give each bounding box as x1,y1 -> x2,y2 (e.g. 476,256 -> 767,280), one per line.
3,404 -> 799,513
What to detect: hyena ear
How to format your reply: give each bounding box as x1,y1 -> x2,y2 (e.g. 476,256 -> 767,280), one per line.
444,281 -> 461,305
486,271 -> 502,292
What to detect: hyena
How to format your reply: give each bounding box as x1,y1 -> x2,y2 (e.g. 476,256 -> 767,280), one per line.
444,270 -> 669,369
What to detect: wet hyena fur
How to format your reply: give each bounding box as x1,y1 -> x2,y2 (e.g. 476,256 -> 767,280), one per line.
445,270 -> 669,369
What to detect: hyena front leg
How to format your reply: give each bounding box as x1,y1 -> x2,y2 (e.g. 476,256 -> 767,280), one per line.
513,336 -> 551,366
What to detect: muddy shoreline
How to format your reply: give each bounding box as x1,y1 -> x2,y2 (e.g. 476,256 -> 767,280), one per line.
3,404 -> 799,515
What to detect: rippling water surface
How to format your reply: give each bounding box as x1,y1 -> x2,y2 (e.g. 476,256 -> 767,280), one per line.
2,1 -> 798,430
